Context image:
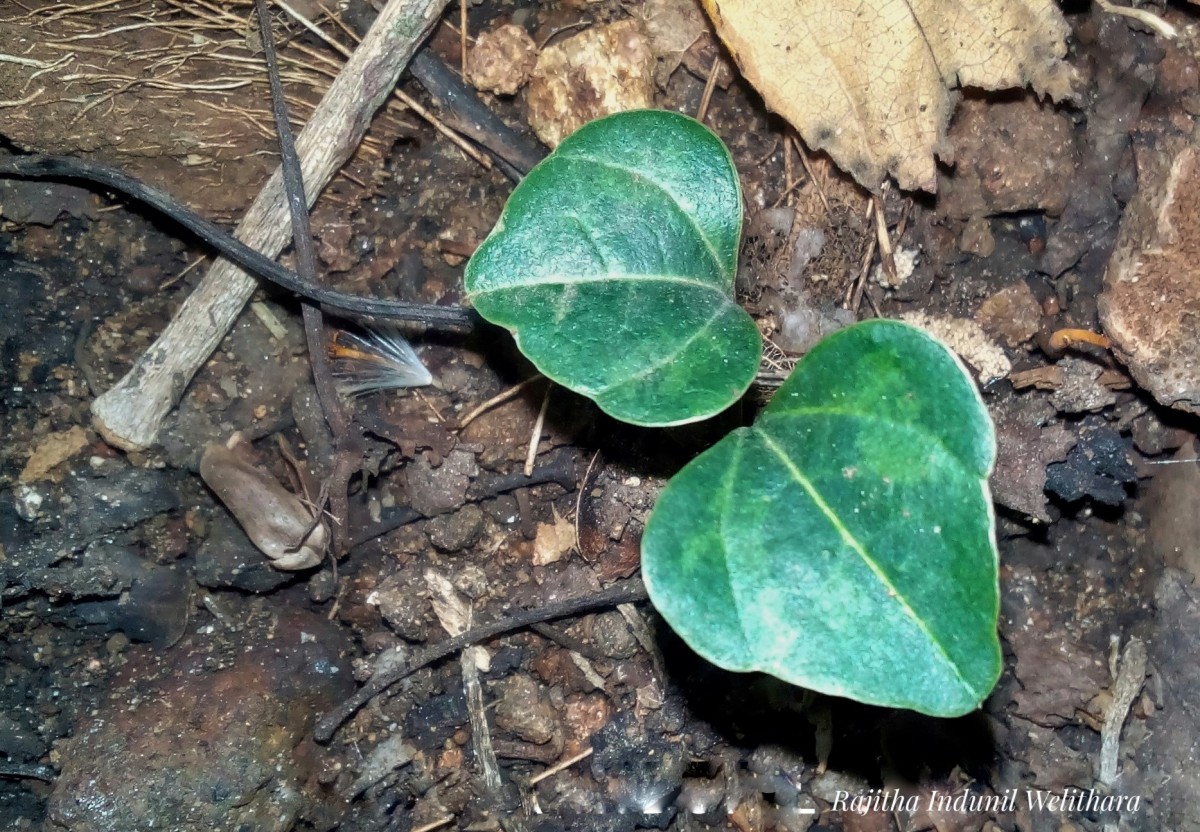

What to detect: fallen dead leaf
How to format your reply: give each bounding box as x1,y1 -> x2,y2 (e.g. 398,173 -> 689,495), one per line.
1009,366 -> 1065,391
532,506 -> 577,567
20,426 -> 89,482
701,0 -> 1076,191
643,0 -> 709,74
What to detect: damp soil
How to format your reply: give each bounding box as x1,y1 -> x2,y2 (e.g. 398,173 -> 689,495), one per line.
2,2 -> 1199,832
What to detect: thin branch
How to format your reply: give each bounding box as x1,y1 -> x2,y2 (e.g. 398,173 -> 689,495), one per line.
314,577 -> 649,742
0,154 -> 478,328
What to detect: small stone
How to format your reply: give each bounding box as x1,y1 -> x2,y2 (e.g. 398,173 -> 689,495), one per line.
466,24 -> 538,96
1050,357 -> 1119,414
367,573 -> 430,642
1131,410 -> 1187,455
491,674 -> 561,746
527,19 -> 655,148
402,449 -> 477,517
976,281 -> 1043,347
588,611 -> 639,659
959,216 -> 996,257
427,504 -> 485,552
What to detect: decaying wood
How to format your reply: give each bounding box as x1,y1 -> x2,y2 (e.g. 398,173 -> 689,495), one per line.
90,0 -> 452,451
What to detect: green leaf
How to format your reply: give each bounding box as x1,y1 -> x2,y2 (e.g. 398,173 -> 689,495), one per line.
641,320 -> 1000,716
464,110 -> 762,427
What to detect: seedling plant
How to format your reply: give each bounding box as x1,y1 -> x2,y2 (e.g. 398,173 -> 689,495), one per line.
465,110 -> 1000,717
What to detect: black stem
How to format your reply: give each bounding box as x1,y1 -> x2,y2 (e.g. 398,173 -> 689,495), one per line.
0,154 -> 479,328
314,577 -> 649,742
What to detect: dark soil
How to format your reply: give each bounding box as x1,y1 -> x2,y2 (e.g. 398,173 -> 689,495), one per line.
2,2 -> 1198,832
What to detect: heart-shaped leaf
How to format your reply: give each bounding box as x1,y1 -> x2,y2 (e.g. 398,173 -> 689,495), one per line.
642,320 -> 1000,716
464,109 -> 762,427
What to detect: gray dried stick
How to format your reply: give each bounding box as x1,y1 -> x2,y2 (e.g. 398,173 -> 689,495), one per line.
90,0 -> 452,451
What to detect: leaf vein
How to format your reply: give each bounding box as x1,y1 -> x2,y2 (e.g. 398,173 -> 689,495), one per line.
754,428 -> 982,702
470,273 -> 723,295
592,301 -> 732,397
556,153 -> 728,280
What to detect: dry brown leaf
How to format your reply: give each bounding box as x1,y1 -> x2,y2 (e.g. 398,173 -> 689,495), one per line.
532,507 -> 578,567
20,426 -> 89,482
701,0 -> 1077,191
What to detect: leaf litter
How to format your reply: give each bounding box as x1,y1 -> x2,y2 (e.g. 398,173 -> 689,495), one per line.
701,0 -> 1078,190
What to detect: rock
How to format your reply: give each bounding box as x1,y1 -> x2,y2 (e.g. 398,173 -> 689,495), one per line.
401,449 -> 476,518
975,281 -> 1042,347
1044,422 -> 1136,506
1049,357 -> 1118,413
467,24 -> 538,96
989,394 -> 1076,522
526,19 -> 656,148
1099,134 -> 1200,415
366,567 -> 431,642
1131,409 -> 1188,455
959,215 -> 995,257
937,94 -> 1077,219
46,603 -> 354,831
427,504 -> 485,552
491,673 -> 561,746
587,611 -> 639,660
1147,439 -> 1200,582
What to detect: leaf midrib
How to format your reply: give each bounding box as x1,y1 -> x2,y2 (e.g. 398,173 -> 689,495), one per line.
592,300 -> 733,397
469,272 -> 728,297
555,152 -> 730,281
753,426 -> 985,703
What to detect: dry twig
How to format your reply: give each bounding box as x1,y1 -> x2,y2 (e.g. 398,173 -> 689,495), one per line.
87,0 -> 453,450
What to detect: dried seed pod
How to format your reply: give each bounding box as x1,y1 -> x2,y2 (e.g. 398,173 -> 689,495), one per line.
199,437 -> 326,570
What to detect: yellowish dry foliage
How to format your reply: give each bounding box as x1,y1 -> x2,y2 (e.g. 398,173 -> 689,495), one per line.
702,0 -> 1077,191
